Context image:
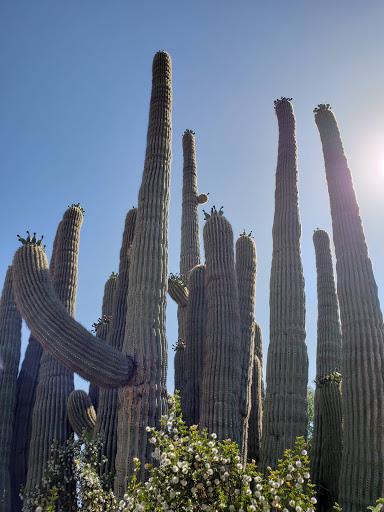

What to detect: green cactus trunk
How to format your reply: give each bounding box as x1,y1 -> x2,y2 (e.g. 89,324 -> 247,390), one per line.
115,51 -> 172,492
199,215 -> 242,445
175,131 -> 203,406
248,321 -> 263,464
0,267 -> 22,512
95,208 -> 137,478
183,264 -> 206,426
235,234 -> 257,460
10,223 -> 62,508
261,99 -> 308,470
315,107 -> 384,511
311,229 -> 342,512
25,206 -> 83,490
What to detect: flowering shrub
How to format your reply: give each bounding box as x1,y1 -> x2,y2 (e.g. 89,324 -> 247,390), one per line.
121,393 -> 317,511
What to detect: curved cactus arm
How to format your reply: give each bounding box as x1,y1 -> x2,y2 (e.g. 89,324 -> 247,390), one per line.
315,107 -> 384,511
12,244 -> 133,388
200,215 -> 242,446
0,266 -> 22,511
235,234 -> 257,461
66,390 -> 96,436
168,274 -> 189,307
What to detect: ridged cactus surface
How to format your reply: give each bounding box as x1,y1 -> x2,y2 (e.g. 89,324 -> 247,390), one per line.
67,389 -> 96,436
261,99 -> 308,470
199,214 -> 242,446
12,244 -> 133,387
248,322 -> 263,464
115,50 -> 172,492
235,234 -> 257,459
26,206 -> 83,489
95,208 -> 137,477
0,267 -> 22,512
315,106 -> 384,511
183,264 -> 206,426
311,229 -> 342,512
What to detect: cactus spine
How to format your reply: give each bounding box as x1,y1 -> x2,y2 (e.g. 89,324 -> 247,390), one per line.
311,229 -> 342,511
261,99 -> 308,469
0,267 -> 22,512
183,264 -> 206,426
95,208 -> 137,477
25,206 -> 83,489
199,214 -> 242,446
115,50 -> 172,492
248,321 -> 263,463
315,106 -> 384,511
235,234 -> 257,459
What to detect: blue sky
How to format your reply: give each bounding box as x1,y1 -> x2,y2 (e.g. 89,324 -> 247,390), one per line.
1,0 -> 384,393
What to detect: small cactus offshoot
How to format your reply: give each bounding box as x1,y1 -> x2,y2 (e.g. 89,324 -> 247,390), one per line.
172,338 -> 186,351
17,232 -> 45,250
313,103 -> 332,113
184,129 -> 195,135
91,314 -> 112,334
68,203 -> 85,214
274,96 -> 293,106
109,271 -> 119,279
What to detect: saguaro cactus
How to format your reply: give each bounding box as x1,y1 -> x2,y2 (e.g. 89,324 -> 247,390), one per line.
0,267 -> 22,512
115,50 -> 172,493
248,322 -> 263,464
311,229 -> 342,512
25,205 -> 83,489
261,98 -> 308,470
67,389 -> 96,436
315,105 -> 384,511
235,233 -> 257,459
183,263 -> 206,426
199,214 -> 242,446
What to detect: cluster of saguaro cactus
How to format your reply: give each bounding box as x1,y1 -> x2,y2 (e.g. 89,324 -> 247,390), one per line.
1,49 -> 384,512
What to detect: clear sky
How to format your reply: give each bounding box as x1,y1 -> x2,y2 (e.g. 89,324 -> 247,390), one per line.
1,0 -> 384,394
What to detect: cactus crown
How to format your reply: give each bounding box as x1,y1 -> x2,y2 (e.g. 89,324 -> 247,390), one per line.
314,369 -> 341,389
313,103 -> 332,113
202,205 -> 224,220
110,271 -> 119,279
168,272 -> 187,288
274,96 -> 293,106
184,129 -> 195,135
17,231 -> 46,250
172,338 -> 186,351
68,203 -> 85,214
91,314 -> 112,333
240,229 -> 253,238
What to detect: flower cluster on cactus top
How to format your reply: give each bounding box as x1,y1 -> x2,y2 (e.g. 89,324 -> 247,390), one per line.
202,206 -> 224,220
110,271 -> 119,279
172,338 -> 186,352
168,272 -> 188,288
17,231 -> 46,250
314,370 -> 342,389
91,314 -> 112,333
313,103 -> 331,113
68,203 -> 85,214
240,229 -> 253,238
273,97 -> 293,106
184,129 -> 195,135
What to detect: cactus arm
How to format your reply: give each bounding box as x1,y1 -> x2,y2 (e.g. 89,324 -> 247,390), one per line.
66,390 -> 96,436
0,267 -> 22,511
183,264 -> 206,426
315,107 -> 384,511
261,99 -> 308,469
115,51 -> 172,491
235,234 -> 257,460
168,275 -> 189,307
12,244 -> 133,387
199,215 -> 242,445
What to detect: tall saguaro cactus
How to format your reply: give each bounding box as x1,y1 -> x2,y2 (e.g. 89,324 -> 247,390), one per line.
199,214 -> 242,446
248,322 -> 263,463
0,267 -> 22,512
235,233 -> 257,459
115,50 -> 172,493
261,98 -> 308,470
315,105 -> 384,511
311,229 -> 342,512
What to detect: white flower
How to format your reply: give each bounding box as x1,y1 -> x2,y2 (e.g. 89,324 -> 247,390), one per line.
211,433 -> 217,439
301,449 -> 307,456
150,437 -> 157,444
146,426 -> 151,432
289,500 -> 295,507
35,508 -> 43,512
171,476 -> 179,484
181,479 -> 187,486
286,473 -> 292,480
303,472 -> 310,479
295,460 -> 302,467
172,465 -> 179,472
311,498 -> 317,504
